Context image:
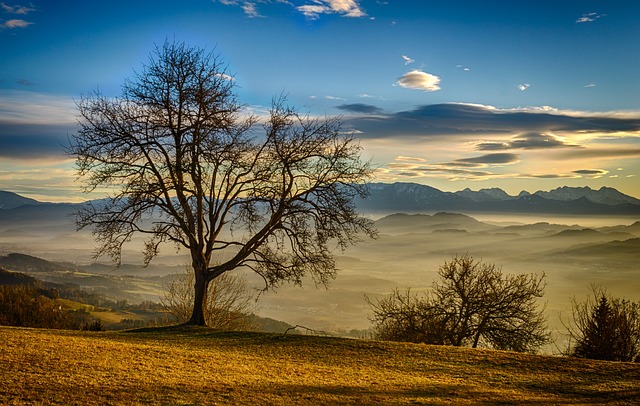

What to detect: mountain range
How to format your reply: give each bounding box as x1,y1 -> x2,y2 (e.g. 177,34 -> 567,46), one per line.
1,183 -> 639,216
356,183 -> 640,215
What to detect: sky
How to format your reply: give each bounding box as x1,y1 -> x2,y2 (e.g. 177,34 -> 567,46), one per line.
1,0 -> 639,202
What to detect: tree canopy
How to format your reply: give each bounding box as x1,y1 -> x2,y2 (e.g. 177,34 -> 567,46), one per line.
70,40 -> 375,325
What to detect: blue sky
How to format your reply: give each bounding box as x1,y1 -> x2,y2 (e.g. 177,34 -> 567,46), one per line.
1,0 -> 639,201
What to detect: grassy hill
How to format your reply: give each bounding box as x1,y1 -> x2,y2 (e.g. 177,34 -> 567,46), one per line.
2,326 -> 639,405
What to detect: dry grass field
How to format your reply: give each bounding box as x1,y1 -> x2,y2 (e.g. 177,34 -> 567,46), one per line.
1,325 -> 639,405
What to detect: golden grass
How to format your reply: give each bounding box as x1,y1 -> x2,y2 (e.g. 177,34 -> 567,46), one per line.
1,326 -> 639,405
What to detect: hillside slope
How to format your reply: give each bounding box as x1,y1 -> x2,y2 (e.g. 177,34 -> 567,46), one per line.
2,326 -> 639,405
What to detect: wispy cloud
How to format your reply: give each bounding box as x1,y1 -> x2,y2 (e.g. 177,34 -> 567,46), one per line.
214,72 -> 235,81
1,18 -> 31,28
517,83 -> 530,91
0,91 -> 77,160
584,82 -> 596,88
297,0 -> 366,19
576,12 -> 604,23
456,65 -> 470,71
559,147 -> 640,160
401,55 -> 414,65
0,2 -> 34,29
241,2 -> 261,18
396,70 -> 441,92
395,156 -> 426,163
456,153 -> 520,165
1,2 -> 35,15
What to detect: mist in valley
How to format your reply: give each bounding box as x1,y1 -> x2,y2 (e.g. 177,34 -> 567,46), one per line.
1,202 -> 638,351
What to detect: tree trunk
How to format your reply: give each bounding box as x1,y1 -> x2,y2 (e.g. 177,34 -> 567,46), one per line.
187,266 -> 208,326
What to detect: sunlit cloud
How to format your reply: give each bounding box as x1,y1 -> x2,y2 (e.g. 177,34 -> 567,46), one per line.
1,3 -> 35,14
297,0 -> 366,19
517,83 -> 530,91
396,70 -> 441,92
576,12 -> 604,23
401,55 -> 414,65
395,156 -> 426,163
214,72 -> 235,81
215,0 -> 367,19
1,18 -> 31,28
241,2 -> 261,17
573,169 -> 608,178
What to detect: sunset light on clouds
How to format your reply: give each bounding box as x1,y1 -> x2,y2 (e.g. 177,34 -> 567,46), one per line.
1,0 -> 639,201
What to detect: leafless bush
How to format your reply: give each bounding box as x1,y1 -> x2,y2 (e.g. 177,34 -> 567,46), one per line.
162,269 -> 259,331
368,255 -> 550,353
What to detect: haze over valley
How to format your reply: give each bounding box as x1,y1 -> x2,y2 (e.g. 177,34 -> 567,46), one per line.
1,183 -> 638,348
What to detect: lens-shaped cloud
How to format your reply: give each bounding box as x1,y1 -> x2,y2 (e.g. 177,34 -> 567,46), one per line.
396,70 -> 441,92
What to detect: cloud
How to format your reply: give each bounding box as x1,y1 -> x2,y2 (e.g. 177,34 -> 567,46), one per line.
0,91 -> 77,159
584,83 -> 596,88
215,72 -> 235,81
456,153 -> 519,165
242,2 -> 261,17
1,3 -> 35,14
396,70 -> 441,92
559,148 -> 640,160
1,18 -> 31,28
476,132 -> 579,151
573,169 -> 608,176
336,103 -> 383,114
456,65 -> 470,71
395,156 -> 426,163
214,0 -> 367,19
401,55 -> 414,65
576,12 -> 604,23
517,83 -> 530,91
522,173 -> 578,179
345,103 -> 640,140
297,0 -> 366,19
0,123 -> 73,159
324,95 -> 346,101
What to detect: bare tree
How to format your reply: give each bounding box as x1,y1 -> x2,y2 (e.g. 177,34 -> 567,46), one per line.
162,268 -> 258,330
69,40 -> 375,326
368,255 -> 550,353
564,285 -> 640,362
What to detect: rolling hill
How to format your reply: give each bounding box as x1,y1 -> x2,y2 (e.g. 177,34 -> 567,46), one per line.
1,326 -> 639,405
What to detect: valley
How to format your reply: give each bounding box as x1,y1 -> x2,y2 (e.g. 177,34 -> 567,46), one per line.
1,188 -> 638,351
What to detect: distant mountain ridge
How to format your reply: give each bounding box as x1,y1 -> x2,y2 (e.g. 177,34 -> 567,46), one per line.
358,183 -> 640,215
1,183 -> 640,216
0,191 -> 41,210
